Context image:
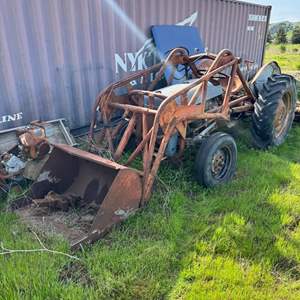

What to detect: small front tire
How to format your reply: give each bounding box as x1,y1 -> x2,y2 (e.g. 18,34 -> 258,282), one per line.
195,132 -> 237,187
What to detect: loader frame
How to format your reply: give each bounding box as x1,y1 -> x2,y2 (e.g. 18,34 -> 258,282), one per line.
89,48 -> 256,203
12,48 -> 296,248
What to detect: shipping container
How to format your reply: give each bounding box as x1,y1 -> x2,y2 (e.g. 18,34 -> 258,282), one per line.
0,0 -> 271,131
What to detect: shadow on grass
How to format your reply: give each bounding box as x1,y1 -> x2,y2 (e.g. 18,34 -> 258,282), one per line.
165,123 -> 300,298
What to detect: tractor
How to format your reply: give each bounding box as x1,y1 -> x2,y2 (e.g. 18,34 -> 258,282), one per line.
13,47 -> 297,248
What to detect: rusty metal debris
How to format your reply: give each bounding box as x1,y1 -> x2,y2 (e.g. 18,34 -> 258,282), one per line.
10,48 -> 297,249
0,119 -> 76,154
17,123 -> 50,160
0,122 -> 51,183
0,119 -> 76,192
0,153 -> 25,186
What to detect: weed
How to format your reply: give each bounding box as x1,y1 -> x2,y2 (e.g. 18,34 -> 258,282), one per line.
280,44 -> 286,53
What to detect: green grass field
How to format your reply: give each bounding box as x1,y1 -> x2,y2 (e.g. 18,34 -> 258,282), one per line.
0,46 -> 300,300
265,44 -> 300,72
265,43 -> 300,86
264,43 -> 300,100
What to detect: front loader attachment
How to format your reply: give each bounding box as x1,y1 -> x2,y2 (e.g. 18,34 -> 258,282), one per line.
12,48 -> 258,248
14,144 -> 142,248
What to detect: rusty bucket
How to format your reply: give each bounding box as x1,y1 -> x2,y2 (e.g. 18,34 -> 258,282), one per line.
15,144 -> 142,249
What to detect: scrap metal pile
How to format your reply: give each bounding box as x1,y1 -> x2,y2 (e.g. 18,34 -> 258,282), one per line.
0,122 -> 50,192
0,119 -> 75,194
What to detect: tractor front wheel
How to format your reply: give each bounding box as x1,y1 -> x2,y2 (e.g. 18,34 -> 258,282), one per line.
194,132 -> 237,187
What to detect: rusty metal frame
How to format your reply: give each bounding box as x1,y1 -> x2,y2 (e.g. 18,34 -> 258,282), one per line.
12,48 -> 295,248
89,48 -> 255,204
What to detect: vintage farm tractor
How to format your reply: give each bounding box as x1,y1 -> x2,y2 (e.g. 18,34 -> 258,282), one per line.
14,48 -> 297,248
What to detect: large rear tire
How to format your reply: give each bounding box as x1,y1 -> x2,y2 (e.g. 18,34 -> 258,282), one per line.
252,74 -> 297,148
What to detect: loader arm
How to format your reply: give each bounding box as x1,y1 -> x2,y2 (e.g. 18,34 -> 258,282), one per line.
91,48 -> 255,203
13,49 -> 256,249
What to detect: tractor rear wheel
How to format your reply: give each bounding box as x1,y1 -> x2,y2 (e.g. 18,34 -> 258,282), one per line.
252,74 -> 297,148
195,132 -> 237,187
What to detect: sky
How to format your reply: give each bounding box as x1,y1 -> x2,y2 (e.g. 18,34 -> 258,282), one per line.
242,0 -> 300,23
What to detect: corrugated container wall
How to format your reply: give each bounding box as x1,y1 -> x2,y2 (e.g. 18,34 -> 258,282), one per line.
0,0 -> 271,130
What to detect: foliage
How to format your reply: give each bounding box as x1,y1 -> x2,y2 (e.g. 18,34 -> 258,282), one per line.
269,21 -> 300,43
266,31 -> 273,43
275,26 -> 287,44
280,44 -> 286,53
292,26 -> 300,44
269,21 -> 295,36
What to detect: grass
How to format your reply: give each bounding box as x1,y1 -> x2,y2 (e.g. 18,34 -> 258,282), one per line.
265,44 -> 300,74
1,123 -> 300,299
0,47 -> 300,299
265,43 -> 300,99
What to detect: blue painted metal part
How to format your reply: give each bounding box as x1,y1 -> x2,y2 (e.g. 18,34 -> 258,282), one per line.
151,25 -> 205,83
165,132 -> 179,157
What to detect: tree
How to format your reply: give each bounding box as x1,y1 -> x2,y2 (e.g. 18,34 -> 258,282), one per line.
266,31 -> 273,43
275,25 -> 287,44
291,26 -> 300,44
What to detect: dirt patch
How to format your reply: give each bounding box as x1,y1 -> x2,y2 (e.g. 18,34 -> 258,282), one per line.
288,71 -> 300,81
284,216 -> 300,232
274,257 -> 300,280
59,260 -> 93,286
13,191 -> 100,244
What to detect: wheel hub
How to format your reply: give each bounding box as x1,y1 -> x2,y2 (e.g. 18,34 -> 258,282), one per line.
211,150 -> 226,176
274,93 -> 292,138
